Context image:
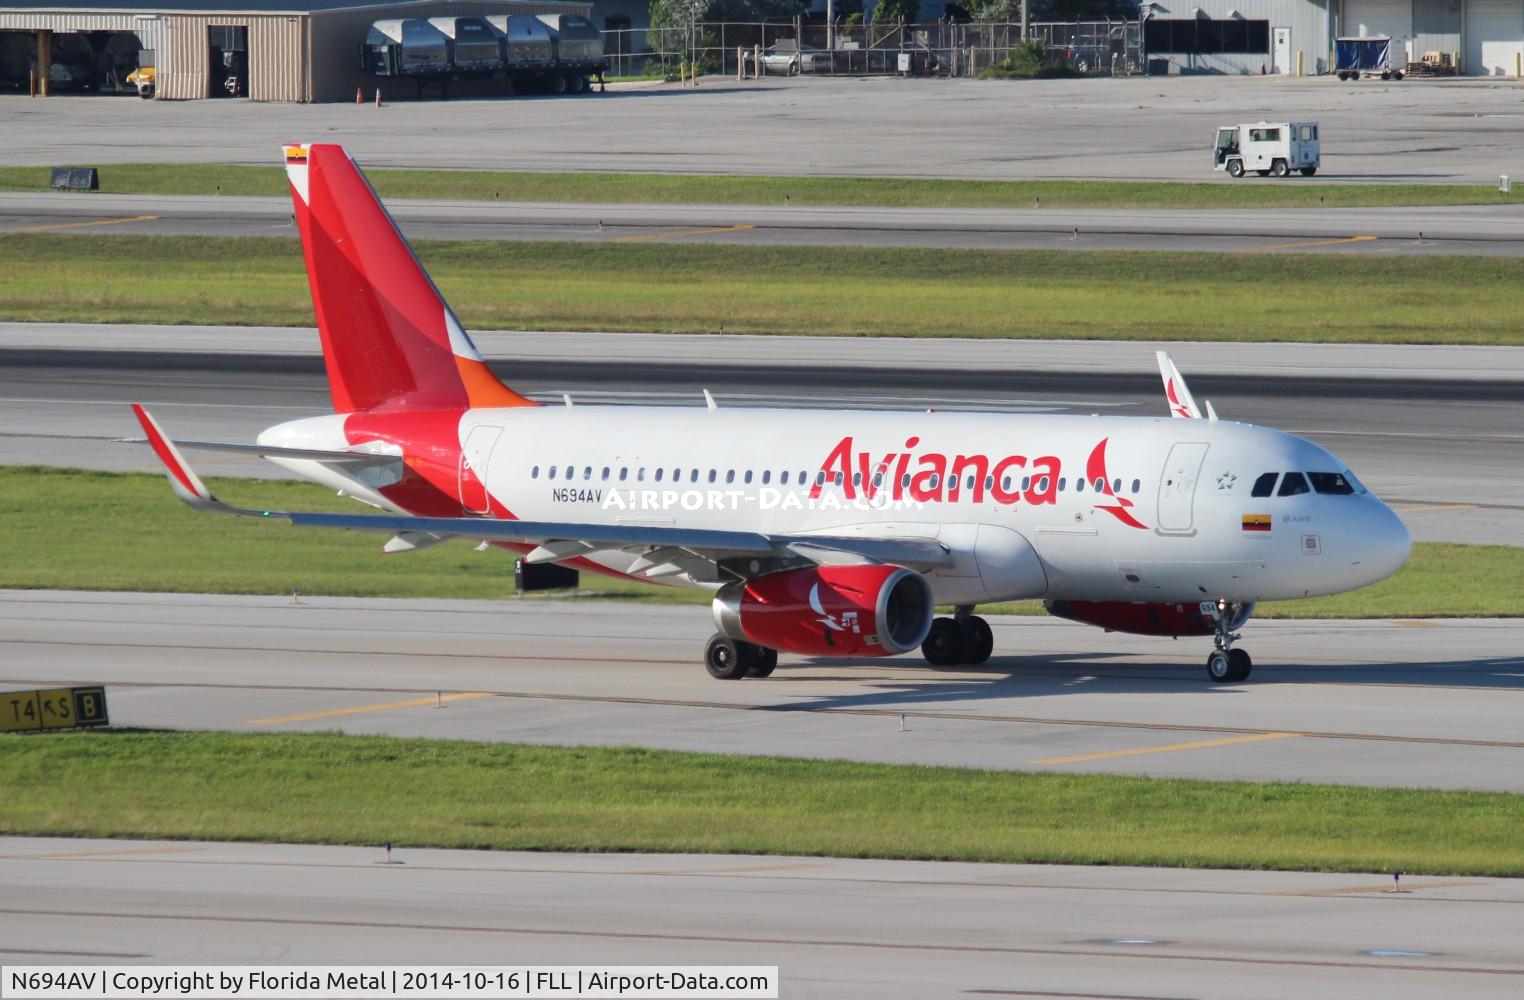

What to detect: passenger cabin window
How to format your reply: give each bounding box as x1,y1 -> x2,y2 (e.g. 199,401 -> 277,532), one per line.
1251,472 -> 1278,497
1278,472 -> 1310,497
531,465 -> 540,479
1309,472 -> 1356,495
1131,479 -> 1141,493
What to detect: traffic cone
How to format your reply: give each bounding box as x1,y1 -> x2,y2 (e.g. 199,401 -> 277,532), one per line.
355,86 -> 362,104
374,87 -> 383,107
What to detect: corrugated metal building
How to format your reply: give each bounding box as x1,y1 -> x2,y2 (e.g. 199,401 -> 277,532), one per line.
1140,0 -> 1523,75
0,1 -> 590,101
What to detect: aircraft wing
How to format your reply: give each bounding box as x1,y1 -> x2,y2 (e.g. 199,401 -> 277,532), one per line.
132,405 -> 953,576
1155,351 -> 1203,419
125,435 -> 401,468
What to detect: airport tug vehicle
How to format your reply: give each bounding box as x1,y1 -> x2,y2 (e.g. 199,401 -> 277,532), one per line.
1214,122 -> 1320,178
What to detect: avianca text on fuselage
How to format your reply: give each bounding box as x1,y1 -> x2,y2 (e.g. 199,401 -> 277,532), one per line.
810,434 -> 1147,528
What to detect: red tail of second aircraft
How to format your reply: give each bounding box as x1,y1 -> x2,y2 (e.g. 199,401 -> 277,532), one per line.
283,143 -> 535,414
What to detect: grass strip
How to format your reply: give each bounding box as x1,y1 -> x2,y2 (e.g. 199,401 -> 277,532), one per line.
2,467 -> 1519,617
1,730 -> 1520,876
5,163 -> 1524,209
4,233 -> 1524,344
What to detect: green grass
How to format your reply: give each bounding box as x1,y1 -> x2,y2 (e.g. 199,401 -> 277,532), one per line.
5,232 -> 1524,344
2,467 -> 1519,616
6,162 -> 1524,209
2,730 -> 1520,875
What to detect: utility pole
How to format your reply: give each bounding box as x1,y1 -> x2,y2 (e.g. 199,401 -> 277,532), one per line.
827,0 -> 835,52
1021,0 -> 1029,40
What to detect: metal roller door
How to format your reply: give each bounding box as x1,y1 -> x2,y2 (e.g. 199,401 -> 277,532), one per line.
1466,0 -> 1524,75
1343,0 -> 1413,40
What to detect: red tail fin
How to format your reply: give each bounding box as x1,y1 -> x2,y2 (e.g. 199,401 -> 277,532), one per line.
283,143 -> 534,413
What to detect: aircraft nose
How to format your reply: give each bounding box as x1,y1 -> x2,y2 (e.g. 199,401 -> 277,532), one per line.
1345,501 -> 1411,586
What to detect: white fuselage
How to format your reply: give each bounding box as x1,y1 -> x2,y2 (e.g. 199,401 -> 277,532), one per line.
264,404 -> 1410,607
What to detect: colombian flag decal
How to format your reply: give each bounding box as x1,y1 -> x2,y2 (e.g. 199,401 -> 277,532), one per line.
1242,513 -> 1272,532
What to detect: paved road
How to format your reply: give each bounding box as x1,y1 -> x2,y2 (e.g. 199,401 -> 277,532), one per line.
7,192 -> 1524,254
4,837 -> 1520,998
4,592 -> 1523,792
7,76 -> 1524,183
2,326 -> 1520,545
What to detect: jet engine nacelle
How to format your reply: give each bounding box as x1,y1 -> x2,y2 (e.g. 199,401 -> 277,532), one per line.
1045,599 -> 1255,637
713,564 -> 935,657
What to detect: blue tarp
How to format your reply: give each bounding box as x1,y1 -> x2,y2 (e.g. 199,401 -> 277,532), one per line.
1336,37 -> 1392,72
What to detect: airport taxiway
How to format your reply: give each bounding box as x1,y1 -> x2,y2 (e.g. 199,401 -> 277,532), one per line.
7,76 -> 1524,184
4,591 -> 1523,792
4,836 -> 1522,998
2,324 -> 1520,546
8,192 -> 1524,255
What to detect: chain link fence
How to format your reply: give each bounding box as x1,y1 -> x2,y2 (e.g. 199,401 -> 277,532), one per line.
601,20 -> 1144,79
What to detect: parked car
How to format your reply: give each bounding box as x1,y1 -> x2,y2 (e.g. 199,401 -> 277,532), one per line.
758,44 -> 827,75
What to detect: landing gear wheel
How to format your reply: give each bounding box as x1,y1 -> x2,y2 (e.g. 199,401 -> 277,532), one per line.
1206,650 -> 1233,683
1269,159 -> 1289,178
1228,648 -> 1252,681
921,618 -> 963,666
960,616 -> 994,665
705,634 -> 749,680
747,645 -> 778,678
1227,159 -> 1245,178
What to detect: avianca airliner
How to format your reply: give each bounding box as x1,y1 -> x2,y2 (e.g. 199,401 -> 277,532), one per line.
133,144 -> 1411,683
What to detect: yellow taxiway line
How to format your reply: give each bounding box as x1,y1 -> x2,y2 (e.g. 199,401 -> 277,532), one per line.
1238,234 -> 1377,252
247,691 -> 492,726
1030,731 -> 1299,766
15,214 -> 159,233
615,224 -> 754,242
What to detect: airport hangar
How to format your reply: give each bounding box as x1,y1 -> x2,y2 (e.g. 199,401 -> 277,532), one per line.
0,0 -> 589,102
1143,0 -> 1524,77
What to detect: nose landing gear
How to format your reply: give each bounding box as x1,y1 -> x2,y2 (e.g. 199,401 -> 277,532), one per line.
1205,599 -> 1252,682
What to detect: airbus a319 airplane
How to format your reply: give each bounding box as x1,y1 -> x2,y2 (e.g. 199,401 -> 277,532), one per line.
133,143 -> 1411,683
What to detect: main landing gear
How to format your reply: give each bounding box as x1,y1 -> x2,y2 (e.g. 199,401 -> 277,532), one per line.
704,634 -> 778,680
921,607 -> 994,666
1205,599 -> 1252,683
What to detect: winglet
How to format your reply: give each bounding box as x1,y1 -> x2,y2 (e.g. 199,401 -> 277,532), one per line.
131,403 -> 222,507
1155,351 -> 1203,420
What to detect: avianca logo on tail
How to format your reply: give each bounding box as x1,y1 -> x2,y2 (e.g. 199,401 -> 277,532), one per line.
809,435 -> 1148,529
1165,378 -> 1193,419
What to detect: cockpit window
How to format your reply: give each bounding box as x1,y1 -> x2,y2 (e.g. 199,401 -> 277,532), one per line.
1343,469 -> 1368,494
1250,472 -> 1279,498
1278,472 -> 1310,497
1309,472 -> 1356,495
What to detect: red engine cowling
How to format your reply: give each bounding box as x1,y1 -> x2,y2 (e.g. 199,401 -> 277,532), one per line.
1044,600 -> 1254,637
714,564 -> 934,657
